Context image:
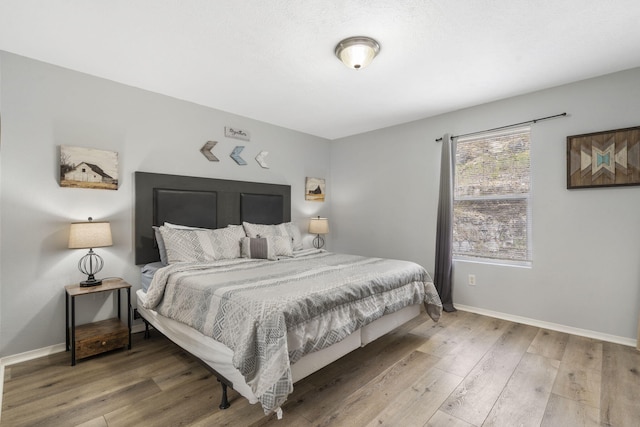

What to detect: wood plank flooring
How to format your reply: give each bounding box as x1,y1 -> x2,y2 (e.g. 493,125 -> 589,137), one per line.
2,310 -> 639,426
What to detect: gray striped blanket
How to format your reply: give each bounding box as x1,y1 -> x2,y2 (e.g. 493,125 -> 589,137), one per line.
143,250 -> 442,414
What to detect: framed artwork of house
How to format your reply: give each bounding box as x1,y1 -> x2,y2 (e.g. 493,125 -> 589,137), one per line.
60,145 -> 119,190
567,126 -> 640,189
305,177 -> 325,202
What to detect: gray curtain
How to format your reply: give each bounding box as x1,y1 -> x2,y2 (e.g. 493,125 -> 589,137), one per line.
434,134 -> 456,312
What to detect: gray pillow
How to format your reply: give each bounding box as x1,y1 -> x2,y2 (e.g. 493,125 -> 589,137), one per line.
241,236 -> 293,260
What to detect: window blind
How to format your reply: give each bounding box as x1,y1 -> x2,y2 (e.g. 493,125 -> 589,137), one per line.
453,126 -> 532,264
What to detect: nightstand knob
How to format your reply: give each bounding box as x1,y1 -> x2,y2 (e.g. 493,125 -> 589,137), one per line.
101,341 -> 107,346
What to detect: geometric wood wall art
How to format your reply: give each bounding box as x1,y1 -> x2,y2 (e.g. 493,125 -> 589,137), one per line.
567,126 -> 640,189
200,141 -> 220,162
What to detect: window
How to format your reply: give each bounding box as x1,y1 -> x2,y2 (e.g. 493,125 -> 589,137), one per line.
453,126 -> 531,266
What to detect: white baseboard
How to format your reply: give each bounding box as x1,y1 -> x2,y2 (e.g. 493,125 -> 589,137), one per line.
0,343 -> 67,368
0,323 -> 146,368
455,304 -> 638,348
0,342 -> 62,423
0,323 -> 147,420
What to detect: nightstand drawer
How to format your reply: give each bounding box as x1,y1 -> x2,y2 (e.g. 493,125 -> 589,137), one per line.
74,318 -> 129,359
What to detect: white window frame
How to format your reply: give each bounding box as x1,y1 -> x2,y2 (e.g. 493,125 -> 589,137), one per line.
452,126 -> 532,267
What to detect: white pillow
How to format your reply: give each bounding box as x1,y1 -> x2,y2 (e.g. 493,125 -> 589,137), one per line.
243,221 -> 287,238
159,226 -> 218,263
285,222 -> 303,251
213,225 -> 246,259
242,221 -> 302,250
164,225 -> 247,263
155,223 -> 205,262
164,222 -> 208,230
240,236 -> 293,260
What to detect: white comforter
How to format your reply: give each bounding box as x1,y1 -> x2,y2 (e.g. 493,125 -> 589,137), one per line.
143,250 -> 442,414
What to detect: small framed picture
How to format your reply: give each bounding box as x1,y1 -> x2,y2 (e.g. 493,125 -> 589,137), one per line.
225,126 -> 251,141
60,145 -> 119,190
305,177 -> 325,202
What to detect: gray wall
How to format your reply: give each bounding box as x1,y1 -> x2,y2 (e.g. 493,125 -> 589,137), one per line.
0,53 -> 3,351
2,50 -> 639,357
0,52 -> 331,357
330,67 -> 640,341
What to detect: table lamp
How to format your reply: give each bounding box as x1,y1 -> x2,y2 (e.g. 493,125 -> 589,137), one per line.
68,217 -> 113,287
309,216 -> 329,249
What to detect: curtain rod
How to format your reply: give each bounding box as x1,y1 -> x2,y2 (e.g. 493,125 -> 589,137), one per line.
435,112 -> 567,142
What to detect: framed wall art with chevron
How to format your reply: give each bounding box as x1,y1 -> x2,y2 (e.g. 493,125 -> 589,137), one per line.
567,126 -> 640,189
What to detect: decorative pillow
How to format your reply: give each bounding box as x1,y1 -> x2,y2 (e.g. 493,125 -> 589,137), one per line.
284,222 -> 303,251
164,222 -> 207,230
157,223 -> 207,264
241,237 -> 271,260
212,225 -> 246,259
159,226 -> 219,263
243,221 -> 302,249
269,235 -> 294,257
153,226 -> 169,265
225,224 -> 245,235
241,236 -> 293,260
243,221 -> 288,238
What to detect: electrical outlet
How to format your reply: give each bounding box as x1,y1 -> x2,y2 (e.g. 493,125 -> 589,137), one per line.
468,274 -> 476,286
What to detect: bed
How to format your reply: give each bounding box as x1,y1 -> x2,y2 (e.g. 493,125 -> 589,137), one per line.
134,172 -> 443,417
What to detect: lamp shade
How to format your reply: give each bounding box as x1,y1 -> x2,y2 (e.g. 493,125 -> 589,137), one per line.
69,220 -> 113,249
335,36 -> 380,70
309,217 -> 329,235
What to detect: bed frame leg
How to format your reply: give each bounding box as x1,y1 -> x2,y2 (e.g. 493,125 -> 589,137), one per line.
143,320 -> 151,339
219,380 -> 230,410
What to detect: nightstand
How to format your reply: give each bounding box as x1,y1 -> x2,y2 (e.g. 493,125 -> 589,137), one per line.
65,278 -> 131,365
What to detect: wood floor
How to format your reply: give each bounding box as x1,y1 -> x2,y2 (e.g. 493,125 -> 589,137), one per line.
2,310 -> 639,426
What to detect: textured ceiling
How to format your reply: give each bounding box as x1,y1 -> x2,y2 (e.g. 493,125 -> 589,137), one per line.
1,0 -> 640,140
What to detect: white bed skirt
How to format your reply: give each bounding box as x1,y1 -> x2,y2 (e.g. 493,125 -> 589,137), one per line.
136,289 -> 420,405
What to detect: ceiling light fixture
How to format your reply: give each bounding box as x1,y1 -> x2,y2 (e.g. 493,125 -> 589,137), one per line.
335,36 -> 380,70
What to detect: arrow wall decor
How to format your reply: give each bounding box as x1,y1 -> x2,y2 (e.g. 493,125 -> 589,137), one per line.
200,141 -> 219,162
201,141 -> 271,168
230,146 -> 247,165
255,151 -> 269,168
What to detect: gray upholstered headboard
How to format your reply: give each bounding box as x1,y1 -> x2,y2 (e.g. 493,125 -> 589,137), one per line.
134,172 -> 291,265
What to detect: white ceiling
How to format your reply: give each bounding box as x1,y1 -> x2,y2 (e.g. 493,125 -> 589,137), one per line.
2,0 -> 640,140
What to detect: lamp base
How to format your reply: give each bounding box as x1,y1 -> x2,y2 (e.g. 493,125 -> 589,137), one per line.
80,278 -> 103,287
77,249 -> 105,287
313,235 -> 325,249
